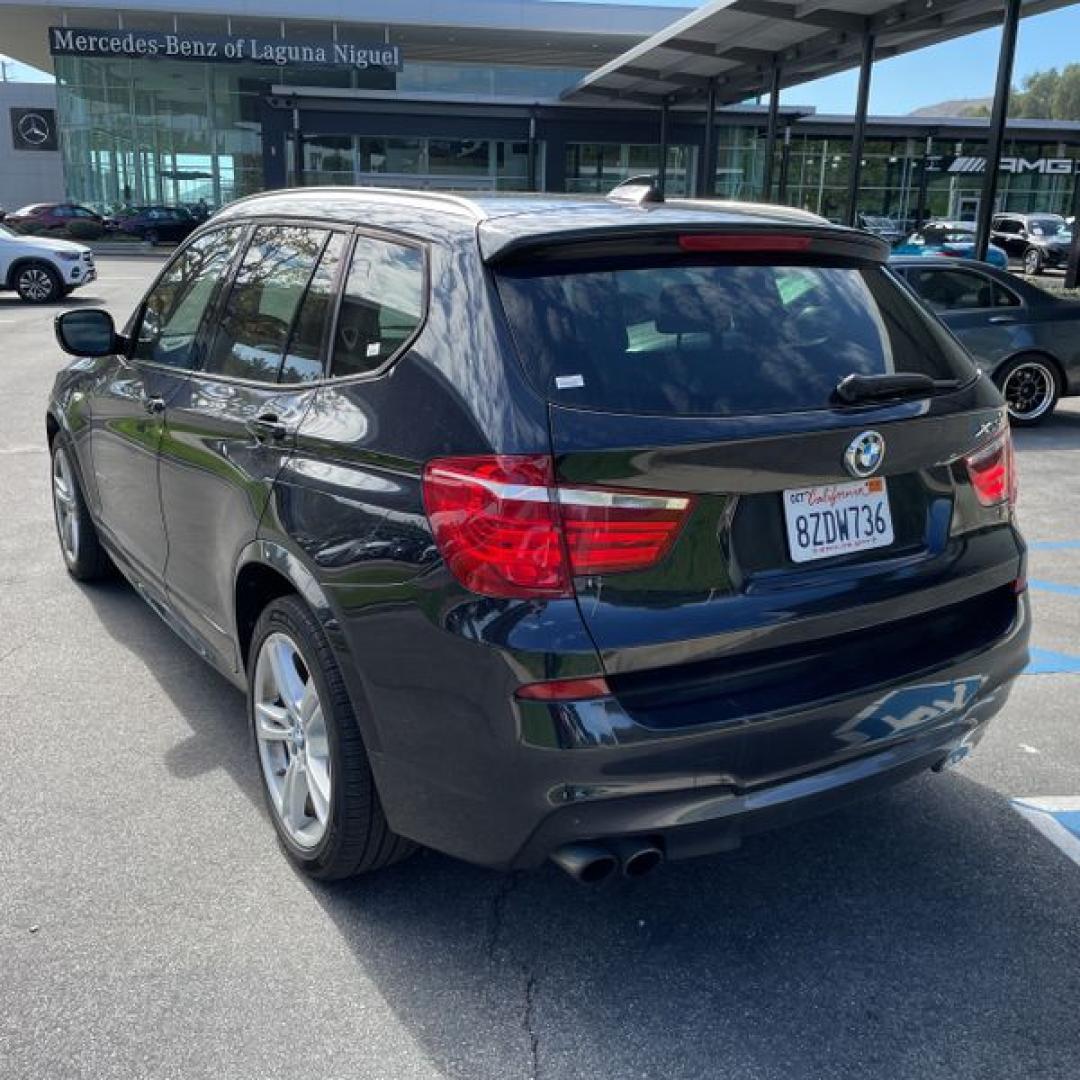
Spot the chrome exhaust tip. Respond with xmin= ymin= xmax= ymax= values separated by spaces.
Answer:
xmin=550 ymin=843 xmax=618 ymax=884
xmin=610 ymin=837 xmax=664 ymax=879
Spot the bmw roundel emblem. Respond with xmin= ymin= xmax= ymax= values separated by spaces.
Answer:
xmin=844 ymin=431 xmax=885 ymax=478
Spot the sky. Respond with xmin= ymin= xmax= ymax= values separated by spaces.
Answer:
xmin=1 ymin=2 xmax=1078 ymax=115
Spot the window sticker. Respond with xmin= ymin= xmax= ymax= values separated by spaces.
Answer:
xmin=555 ymin=374 xmax=585 ymax=390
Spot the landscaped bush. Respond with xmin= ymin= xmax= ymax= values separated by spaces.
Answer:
xmin=65 ymin=220 xmax=105 ymax=240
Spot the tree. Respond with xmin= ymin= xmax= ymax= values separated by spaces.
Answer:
xmin=1011 ymin=65 xmax=1080 ymax=120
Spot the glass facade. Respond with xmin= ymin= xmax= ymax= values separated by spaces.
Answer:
xmin=49 ymin=11 xmax=1079 ymax=218
xmin=296 ymin=135 xmax=538 ymax=191
xmin=564 ymin=143 xmax=696 ymax=197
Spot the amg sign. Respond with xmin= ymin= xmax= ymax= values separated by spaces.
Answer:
xmin=48 ymin=26 xmax=403 ymax=71
xmin=933 ymin=155 xmax=1080 ymax=175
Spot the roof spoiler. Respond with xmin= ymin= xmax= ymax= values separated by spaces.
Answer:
xmin=484 ymin=224 xmax=890 ymax=266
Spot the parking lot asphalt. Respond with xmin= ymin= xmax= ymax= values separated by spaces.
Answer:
xmin=3 ymin=257 xmax=1080 ymax=1080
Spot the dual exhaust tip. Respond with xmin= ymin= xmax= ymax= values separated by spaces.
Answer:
xmin=550 ymin=838 xmax=664 ymax=884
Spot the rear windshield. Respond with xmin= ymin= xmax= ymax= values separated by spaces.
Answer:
xmin=495 ymin=258 xmax=976 ymax=416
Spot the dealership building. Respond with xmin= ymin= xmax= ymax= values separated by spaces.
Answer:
xmin=0 ymin=0 xmax=1078 ymax=222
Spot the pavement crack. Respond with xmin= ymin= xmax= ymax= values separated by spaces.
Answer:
xmin=523 ymin=972 xmax=541 ymax=1080
xmin=486 ymin=870 xmax=520 ymax=964
xmin=485 ymin=874 xmax=542 ymax=1078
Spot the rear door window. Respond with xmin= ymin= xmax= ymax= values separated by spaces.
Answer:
xmin=905 ymin=267 xmax=1020 ymax=311
xmin=205 ymin=225 xmax=329 ymax=383
xmin=495 ymin=257 xmax=975 ymax=416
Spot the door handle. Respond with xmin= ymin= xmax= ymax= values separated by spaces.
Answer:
xmin=246 ymin=413 xmax=290 ymax=442
xmin=987 ymin=315 xmax=1017 ymax=324
xmin=143 ymin=395 xmax=165 ymax=415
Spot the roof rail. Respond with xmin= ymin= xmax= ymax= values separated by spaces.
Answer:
xmin=219 ymin=184 xmax=489 ymax=221
xmin=607 ymin=175 xmax=664 ymax=207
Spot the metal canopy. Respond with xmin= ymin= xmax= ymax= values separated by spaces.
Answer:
xmin=563 ymin=0 xmax=1077 ymax=106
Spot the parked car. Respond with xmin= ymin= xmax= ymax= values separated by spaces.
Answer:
xmin=892 ymin=255 xmax=1080 ymax=425
xmin=47 ymin=189 xmax=1029 ymax=882
xmin=857 ymin=213 xmax=905 ymax=246
xmin=5 ymin=202 xmax=105 ymax=235
xmin=0 ymin=222 xmax=95 ymax=302
xmin=105 ymin=206 xmax=198 ymax=245
xmin=991 ymin=212 xmax=1073 ymax=275
xmin=892 ymin=220 xmax=1009 ymax=268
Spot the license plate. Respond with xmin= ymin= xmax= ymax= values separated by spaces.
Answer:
xmin=783 ymin=478 xmax=894 ymax=563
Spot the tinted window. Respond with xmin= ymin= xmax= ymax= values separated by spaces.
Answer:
xmin=332 ymin=237 xmax=424 ymax=378
xmin=905 ymin=267 xmax=1020 ymax=311
xmin=280 ymin=233 xmax=347 ymax=384
xmin=994 ymin=219 xmax=1022 ymax=235
xmin=1029 ymin=217 xmax=1067 ymax=237
xmin=132 ymin=227 xmax=243 ymax=370
xmin=495 ymin=258 xmax=975 ymax=416
xmin=206 ymin=226 xmax=328 ymax=382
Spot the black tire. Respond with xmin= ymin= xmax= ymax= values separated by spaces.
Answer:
xmin=144 ymin=229 xmax=159 ymax=246
xmin=248 ymin=594 xmax=414 ymax=879
xmin=49 ymin=436 xmax=113 ymax=580
xmin=995 ymin=354 xmax=1061 ymax=427
xmin=1023 ymin=247 xmax=1044 ymax=276
xmin=14 ymin=260 xmax=62 ymax=303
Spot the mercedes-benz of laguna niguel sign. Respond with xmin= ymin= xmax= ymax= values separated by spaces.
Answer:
xmin=48 ymin=26 xmax=403 ymax=70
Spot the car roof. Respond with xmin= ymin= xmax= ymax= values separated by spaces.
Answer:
xmin=211 ymin=186 xmax=869 ymax=262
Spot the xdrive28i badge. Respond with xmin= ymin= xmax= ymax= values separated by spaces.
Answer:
xmin=844 ymin=431 xmax=885 ymax=478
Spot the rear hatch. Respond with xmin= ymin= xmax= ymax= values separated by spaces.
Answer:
xmin=490 ymin=222 xmax=1024 ymax=781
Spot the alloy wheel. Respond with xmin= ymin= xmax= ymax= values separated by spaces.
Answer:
xmin=253 ymin=632 xmax=332 ymax=849
xmin=51 ymin=443 xmax=80 ymax=564
xmin=1024 ymin=249 xmax=1042 ymax=275
xmin=1002 ymin=361 xmax=1055 ymax=421
xmin=18 ymin=266 xmax=55 ymax=301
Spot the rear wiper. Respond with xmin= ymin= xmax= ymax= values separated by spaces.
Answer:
xmin=834 ymin=372 xmax=962 ymax=405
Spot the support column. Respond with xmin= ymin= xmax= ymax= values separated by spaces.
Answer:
xmin=914 ymin=133 xmax=934 ymax=228
xmin=657 ymin=98 xmax=670 ymax=194
xmin=700 ymin=79 xmax=718 ymax=197
xmin=845 ymin=29 xmax=875 ymax=227
xmin=292 ymin=106 xmax=304 ymax=187
xmin=975 ymin=0 xmax=1022 ymax=260
xmin=778 ymin=123 xmax=793 ymax=203
xmin=1066 ymin=161 xmax=1080 ymax=289
xmin=762 ymin=61 xmax=781 ymax=201
xmin=526 ymin=113 xmax=538 ymax=192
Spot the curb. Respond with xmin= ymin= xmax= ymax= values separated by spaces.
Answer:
xmin=91 ymin=245 xmax=175 ymax=257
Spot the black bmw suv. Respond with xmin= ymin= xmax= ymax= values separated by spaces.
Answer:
xmin=48 ymin=187 xmax=1029 ymax=883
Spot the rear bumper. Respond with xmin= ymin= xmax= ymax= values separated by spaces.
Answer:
xmin=367 ymin=590 xmax=1029 ymax=870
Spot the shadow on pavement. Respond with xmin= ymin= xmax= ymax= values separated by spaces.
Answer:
xmin=83 ymin=576 xmax=1080 ymax=1080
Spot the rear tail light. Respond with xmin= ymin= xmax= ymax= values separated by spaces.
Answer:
xmin=422 ymin=455 xmax=693 ymax=599
xmin=964 ymin=430 xmax=1017 ymax=508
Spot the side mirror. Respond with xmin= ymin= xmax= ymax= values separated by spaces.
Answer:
xmin=54 ymin=309 xmax=118 ymax=357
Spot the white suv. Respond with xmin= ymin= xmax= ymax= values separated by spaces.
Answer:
xmin=0 ymin=224 xmax=96 ymax=303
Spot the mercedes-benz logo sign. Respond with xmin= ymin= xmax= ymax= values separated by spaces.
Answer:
xmin=844 ymin=431 xmax=885 ymax=478
xmin=17 ymin=111 xmax=51 ymax=146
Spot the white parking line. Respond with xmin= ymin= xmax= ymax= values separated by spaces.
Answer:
xmin=1012 ymin=796 xmax=1080 ymax=867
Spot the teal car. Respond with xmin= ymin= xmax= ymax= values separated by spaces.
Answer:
xmin=892 ymin=221 xmax=1009 ymax=269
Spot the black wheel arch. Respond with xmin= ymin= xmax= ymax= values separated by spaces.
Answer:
xmin=233 ymin=539 xmax=385 ymax=756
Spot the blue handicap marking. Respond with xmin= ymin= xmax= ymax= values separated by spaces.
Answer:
xmin=1026 ymin=647 xmax=1080 ymax=674
xmin=1029 ymin=579 xmax=1080 ymax=597
xmin=1029 ymin=540 xmax=1080 ymax=551
xmin=1052 ymin=812 xmax=1080 ymax=842
xmin=1012 ymin=798 xmax=1080 ymax=866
